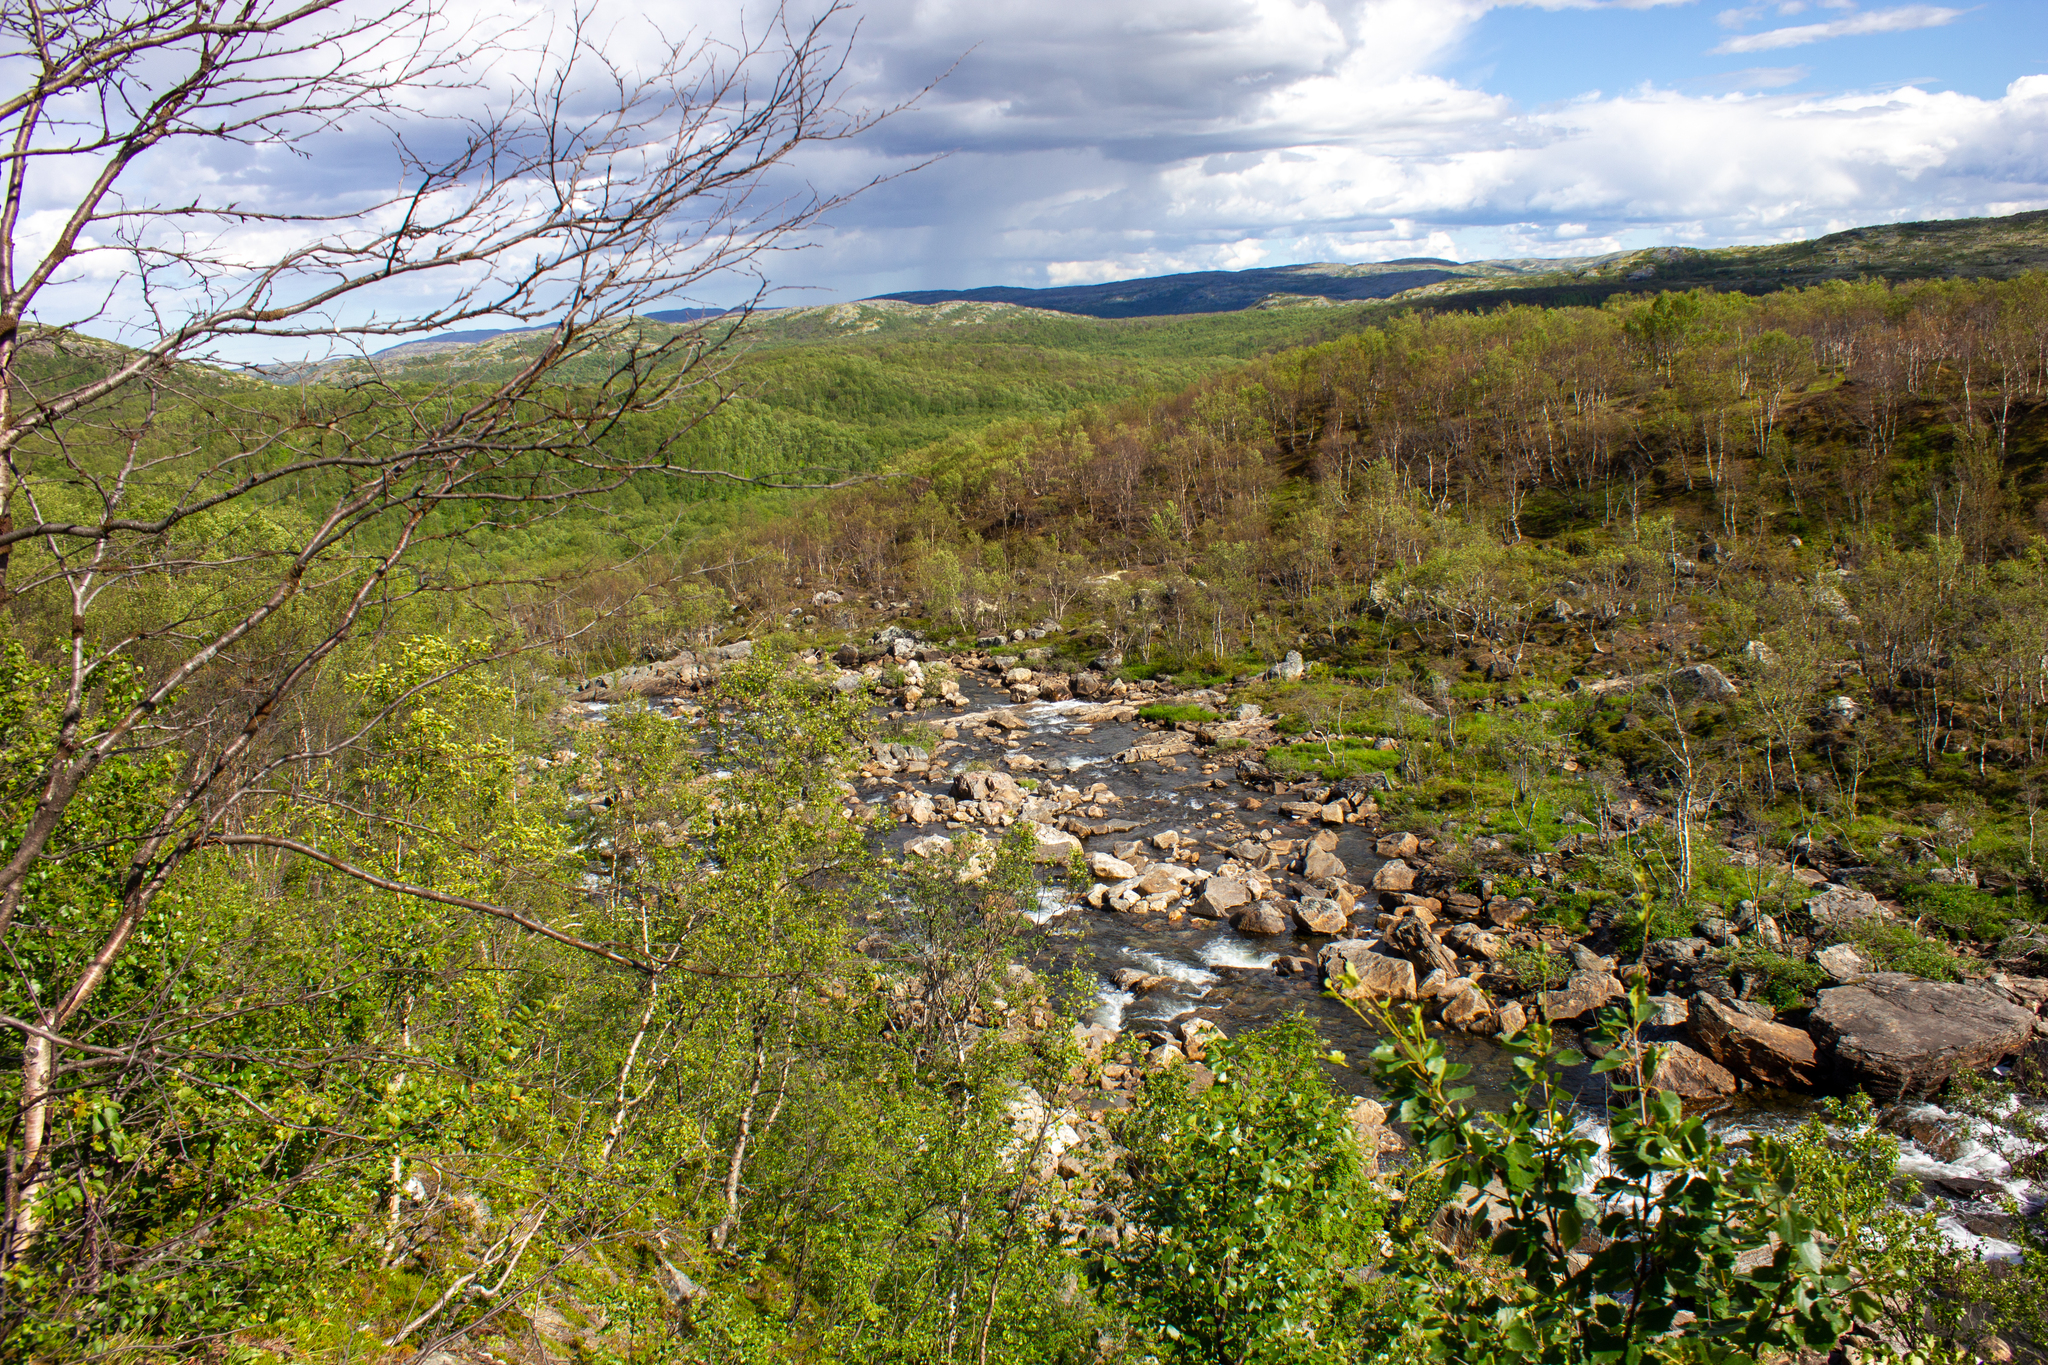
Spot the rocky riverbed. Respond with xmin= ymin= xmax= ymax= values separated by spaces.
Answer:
xmin=570 ymin=631 xmax=2048 ymax=1262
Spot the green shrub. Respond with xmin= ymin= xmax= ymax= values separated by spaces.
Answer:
xmin=1264 ymin=740 xmax=1402 ymax=782
xmin=1104 ymin=1014 xmax=1385 ymax=1363
xmin=1494 ymin=943 xmax=1569 ymax=993
xmin=1353 ymin=990 xmax=1884 ymax=1362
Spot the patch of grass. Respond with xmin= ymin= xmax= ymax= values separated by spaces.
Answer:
xmin=1899 ymin=880 xmax=2040 ymax=945
xmin=1724 ymin=944 xmax=1827 ymax=1009
xmin=1845 ymin=920 xmax=1967 ymax=981
xmin=1265 ymin=741 xmax=1402 ymax=783
xmin=1137 ymin=702 xmax=1222 ymax=724
xmin=1494 ymin=943 xmax=1569 ymax=993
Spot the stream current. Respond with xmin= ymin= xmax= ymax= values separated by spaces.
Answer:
xmin=573 ymin=674 xmax=2044 ymax=1262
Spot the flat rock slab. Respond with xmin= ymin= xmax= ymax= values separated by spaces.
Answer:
xmin=1539 ymin=971 xmax=1624 ymax=1024
xmin=1810 ymin=973 xmax=2035 ymax=1099
xmin=1688 ymin=994 xmax=1817 ymax=1090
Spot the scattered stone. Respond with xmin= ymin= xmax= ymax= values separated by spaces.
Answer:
xmin=1375 ymin=831 xmax=1420 ymax=859
xmin=1540 ymin=971 xmax=1625 ymax=1023
xmin=1236 ymin=901 xmax=1292 ymax=935
xmin=1810 ymin=973 xmax=2036 ymax=1099
xmin=1295 ymin=897 xmax=1348 ymax=935
xmin=1196 ymin=877 xmax=1254 ymax=919
xmin=1371 ymin=859 xmax=1419 ymax=892
xmin=1270 ymin=650 xmax=1306 ymax=681
xmin=1814 ymin=943 xmax=1873 ymax=982
xmin=1687 ymin=994 xmax=1817 ymax=1090
xmin=904 ymin=835 xmax=953 ymax=859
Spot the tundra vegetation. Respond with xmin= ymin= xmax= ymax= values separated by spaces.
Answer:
xmin=14 ymin=4 xmax=2048 ymax=1364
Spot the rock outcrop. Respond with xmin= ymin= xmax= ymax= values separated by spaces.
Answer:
xmin=1809 ymin=973 xmax=2035 ymax=1098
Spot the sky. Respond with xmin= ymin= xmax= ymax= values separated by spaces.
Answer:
xmin=11 ymin=0 xmax=2048 ymax=351
xmin=767 ymin=0 xmax=2048 ymax=303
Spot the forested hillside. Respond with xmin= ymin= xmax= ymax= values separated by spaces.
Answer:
xmin=20 ymin=237 xmax=2048 ymax=1363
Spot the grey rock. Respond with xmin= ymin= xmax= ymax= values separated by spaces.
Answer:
xmin=1568 ymin=944 xmax=1617 ymax=974
xmin=1810 ymin=973 xmax=2036 ymax=1099
xmin=1814 ymin=943 xmax=1873 ymax=982
xmin=1665 ymin=663 xmax=1738 ymax=702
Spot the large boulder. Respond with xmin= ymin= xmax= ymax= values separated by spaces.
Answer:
xmin=1294 ymin=896 xmax=1348 ymax=935
xmin=1665 ymin=663 xmax=1738 ymax=702
xmin=1024 ymin=822 xmax=1082 ymax=864
xmin=952 ymin=768 xmax=1027 ymax=808
xmin=1384 ymin=914 xmax=1459 ymax=977
xmin=1301 ymin=847 xmax=1349 ymax=883
xmin=1440 ymin=982 xmax=1499 ymax=1035
xmin=1089 ymin=851 xmax=1137 ymax=881
xmin=1376 ymin=831 xmax=1421 ymax=860
xmin=1805 ymin=887 xmax=1896 ymax=935
xmin=1809 ymin=973 xmax=2035 ymax=1099
xmin=1686 ymin=994 xmax=1817 ymax=1090
xmin=1814 ymin=943 xmax=1873 ymax=982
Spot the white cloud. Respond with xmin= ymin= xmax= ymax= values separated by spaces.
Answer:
xmin=13 ymin=0 xmax=2045 ymax=335
xmin=1713 ymin=4 xmax=1964 ymax=52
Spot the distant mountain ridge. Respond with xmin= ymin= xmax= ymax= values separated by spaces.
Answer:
xmin=880 ymin=259 xmax=1472 ymax=318
xmin=245 ymin=210 xmax=2048 ymax=382
xmin=880 ymin=210 xmax=2048 ymax=319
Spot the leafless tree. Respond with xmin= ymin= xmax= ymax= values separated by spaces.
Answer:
xmin=0 ymin=0 xmax=903 ymax=1265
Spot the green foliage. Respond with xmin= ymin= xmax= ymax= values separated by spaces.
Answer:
xmin=1265 ymin=740 xmax=1402 ymax=783
xmin=1356 ymin=988 xmax=1877 ymax=1363
xmin=1104 ymin=1015 xmax=1386 ymax=1363
xmin=1900 ymin=880 xmax=2042 ymax=945
xmin=1137 ymin=702 xmax=1222 ymax=724
xmin=1723 ymin=944 xmax=1827 ymax=1009
xmin=1844 ymin=920 xmax=1968 ymax=981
